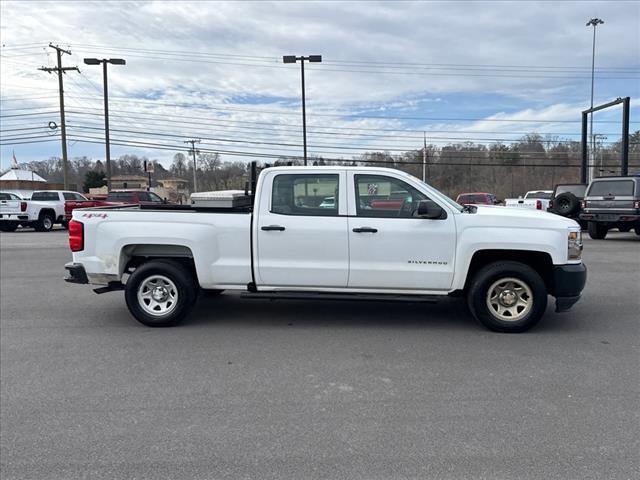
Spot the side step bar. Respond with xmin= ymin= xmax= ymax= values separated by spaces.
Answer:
xmin=240 ymin=290 xmax=439 ymax=303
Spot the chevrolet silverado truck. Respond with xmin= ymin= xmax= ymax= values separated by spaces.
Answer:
xmin=0 ymin=192 xmax=26 ymax=232
xmin=65 ymin=166 xmax=586 ymax=333
xmin=2 ymin=190 xmax=86 ymax=231
xmin=504 ymin=190 xmax=553 ymax=211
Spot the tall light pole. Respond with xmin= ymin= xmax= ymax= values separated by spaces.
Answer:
xmin=83 ymin=58 xmax=126 ymax=191
xmin=586 ymin=18 xmax=604 ymax=183
xmin=283 ymin=55 xmax=322 ymax=166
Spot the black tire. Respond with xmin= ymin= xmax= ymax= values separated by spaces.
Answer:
xmin=554 ymin=192 xmax=579 ymax=216
xmin=0 ymin=222 xmax=18 ymax=232
xmin=635 ymin=226 xmax=640 ymax=236
xmin=618 ymin=225 xmax=631 ymax=233
xmin=60 ymin=220 xmax=69 ymax=230
xmin=587 ymin=221 xmax=608 ymax=240
xmin=34 ymin=212 xmax=55 ymax=232
xmin=467 ymin=261 xmax=548 ymax=333
xmin=125 ymin=259 xmax=197 ymax=327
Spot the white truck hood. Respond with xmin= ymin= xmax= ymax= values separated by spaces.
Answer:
xmin=469 ymin=205 xmax=579 ymax=229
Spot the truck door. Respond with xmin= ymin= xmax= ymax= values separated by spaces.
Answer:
xmin=256 ymin=171 xmax=349 ymax=288
xmin=347 ymin=172 xmax=456 ymax=291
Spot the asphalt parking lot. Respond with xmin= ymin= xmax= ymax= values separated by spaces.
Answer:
xmin=1 ymin=228 xmax=638 ymax=480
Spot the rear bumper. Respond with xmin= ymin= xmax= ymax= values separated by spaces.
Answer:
xmin=580 ymin=213 xmax=639 ymax=223
xmin=0 ymin=214 xmax=29 ymax=221
xmin=552 ymin=263 xmax=587 ymax=312
xmin=64 ymin=262 xmax=89 ymax=284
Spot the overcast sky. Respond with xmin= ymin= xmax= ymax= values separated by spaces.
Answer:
xmin=1 ymin=0 xmax=639 ymax=169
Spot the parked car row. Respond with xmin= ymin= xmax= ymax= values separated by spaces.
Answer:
xmin=455 ymin=174 xmax=640 ymax=239
xmin=0 ymin=190 xmax=170 ymax=232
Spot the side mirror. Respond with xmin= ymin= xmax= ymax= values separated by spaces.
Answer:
xmin=417 ymin=200 xmax=446 ymax=219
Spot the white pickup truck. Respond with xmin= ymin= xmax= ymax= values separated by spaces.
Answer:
xmin=0 ymin=192 xmax=26 ymax=232
xmin=0 ymin=190 xmax=86 ymax=232
xmin=65 ymin=166 xmax=586 ymax=333
xmin=504 ymin=190 xmax=553 ymax=211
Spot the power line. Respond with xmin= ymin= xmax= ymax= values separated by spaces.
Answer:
xmin=63 ymin=134 xmax=640 ymax=169
xmin=65 ymin=42 xmax=640 ymax=73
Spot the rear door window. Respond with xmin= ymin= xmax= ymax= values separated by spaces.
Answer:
xmin=588 ymin=180 xmax=635 ymax=197
xmin=31 ymin=192 xmax=60 ymax=201
xmin=107 ymin=192 xmax=134 ymax=202
xmin=271 ymin=174 xmax=339 ymax=216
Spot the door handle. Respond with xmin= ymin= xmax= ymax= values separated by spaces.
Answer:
xmin=352 ymin=227 xmax=378 ymax=233
xmin=261 ymin=225 xmax=285 ymax=231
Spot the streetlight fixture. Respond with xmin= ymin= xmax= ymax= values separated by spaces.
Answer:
xmin=283 ymin=55 xmax=322 ymax=166
xmin=83 ymin=57 xmax=126 ymax=191
xmin=586 ymin=18 xmax=604 ymax=182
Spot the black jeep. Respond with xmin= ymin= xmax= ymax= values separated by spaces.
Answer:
xmin=548 ymin=183 xmax=587 ymax=228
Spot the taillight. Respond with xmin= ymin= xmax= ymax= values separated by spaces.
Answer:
xmin=68 ymin=220 xmax=84 ymax=252
xmin=20 ymin=201 xmax=27 ymax=212
xmin=536 ymin=200 xmax=542 ymax=210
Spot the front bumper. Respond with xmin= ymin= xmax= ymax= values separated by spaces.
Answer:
xmin=551 ymin=263 xmax=587 ymax=312
xmin=64 ymin=262 xmax=89 ymax=284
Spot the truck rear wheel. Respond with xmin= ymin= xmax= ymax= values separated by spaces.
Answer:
xmin=587 ymin=221 xmax=608 ymax=239
xmin=125 ymin=260 xmax=197 ymax=327
xmin=34 ymin=212 xmax=54 ymax=232
xmin=467 ymin=261 xmax=548 ymax=333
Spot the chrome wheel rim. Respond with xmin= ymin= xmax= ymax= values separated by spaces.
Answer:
xmin=43 ymin=217 xmax=53 ymax=229
xmin=137 ymin=275 xmax=178 ymax=317
xmin=486 ymin=277 xmax=533 ymax=322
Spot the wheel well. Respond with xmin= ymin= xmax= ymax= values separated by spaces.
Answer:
xmin=463 ymin=250 xmax=553 ymax=292
xmin=39 ymin=208 xmax=55 ymax=219
xmin=120 ymin=244 xmax=198 ymax=284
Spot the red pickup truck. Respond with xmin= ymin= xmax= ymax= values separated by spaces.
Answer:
xmin=64 ymin=191 xmax=168 ymax=223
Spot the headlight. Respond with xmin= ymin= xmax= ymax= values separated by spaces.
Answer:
xmin=568 ymin=230 xmax=582 ymax=260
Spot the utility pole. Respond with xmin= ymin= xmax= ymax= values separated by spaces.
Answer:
xmin=39 ymin=44 xmax=79 ymax=190
xmin=422 ymin=132 xmax=427 ymax=182
xmin=185 ymin=139 xmax=201 ymax=193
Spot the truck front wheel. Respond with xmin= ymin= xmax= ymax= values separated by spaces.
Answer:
xmin=125 ymin=260 xmax=197 ymax=327
xmin=467 ymin=261 xmax=548 ymax=333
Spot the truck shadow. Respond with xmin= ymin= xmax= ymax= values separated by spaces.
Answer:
xmin=186 ymin=293 xmax=580 ymax=333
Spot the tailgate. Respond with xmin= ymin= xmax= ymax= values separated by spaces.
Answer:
xmin=0 ymin=199 xmax=22 ymax=215
xmin=506 ymin=199 xmax=535 ymax=208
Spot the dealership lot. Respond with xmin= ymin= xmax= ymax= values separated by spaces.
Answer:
xmin=1 ymin=229 xmax=638 ymax=479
